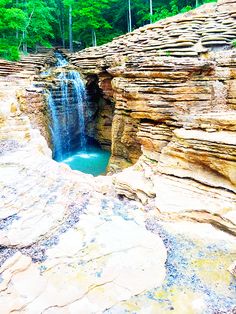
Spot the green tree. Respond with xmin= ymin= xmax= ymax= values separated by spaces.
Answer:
xmin=0 ymin=0 xmax=26 ymax=59
xmin=19 ymin=0 xmax=56 ymax=52
xmin=72 ymin=0 xmax=111 ymax=47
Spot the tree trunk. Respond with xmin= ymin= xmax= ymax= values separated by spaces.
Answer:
xmin=92 ymin=29 xmax=97 ymax=47
xmin=22 ymin=31 xmax=27 ymax=54
xmin=19 ymin=8 xmax=34 ymax=54
xmin=16 ymin=0 xmax=19 ymax=39
xmin=58 ymin=14 xmax=65 ymax=48
xmin=149 ymin=0 xmax=153 ymax=23
xmin=128 ymin=0 xmax=132 ymax=32
xmin=69 ymin=5 xmax=73 ymax=52
xmin=62 ymin=11 xmax=65 ymax=48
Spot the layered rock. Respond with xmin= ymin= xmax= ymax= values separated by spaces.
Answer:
xmin=0 ymin=60 xmax=22 ymax=77
xmin=112 ymin=50 xmax=236 ymax=223
xmin=93 ymin=98 xmax=114 ymax=150
xmin=64 ymin=0 xmax=236 ymax=225
xmin=109 ymin=111 xmax=142 ymax=171
xmin=0 ymin=80 xmax=235 ymax=312
xmin=0 ymin=52 xmax=56 ymax=149
xmin=67 ymin=0 xmax=236 ymax=65
xmin=0 ymin=62 xmax=169 ymax=312
xmin=0 ymin=53 xmax=54 ymax=78
xmin=0 ymin=2 xmax=236 ymax=311
xmin=85 ymin=74 xmax=114 ymax=150
xmin=17 ymin=87 xmax=51 ymax=145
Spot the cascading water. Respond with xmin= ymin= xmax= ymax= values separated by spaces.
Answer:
xmin=55 ymin=51 xmax=68 ymax=67
xmin=67 ymin=71 xmax=87 ymax=151
xmin=48 ymin=53 xmax=110 ymax=176
xmin=48 ymin=93 xmax=63 ymax=160
xmin=48 ymin=67 xmax=87 ymax=160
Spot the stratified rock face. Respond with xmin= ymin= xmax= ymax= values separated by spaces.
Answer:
xmin=85 ymin=74 xmax=115 ymax=150
xmin=94 ymin=98 xmax=114 ymax=150
xmin=0 ymin=60 xmax=168 ymax=312
xmin=0 ymin=53 xmax=55 ymax=78
xmin=66 ymin=0 xmax=236 ymax=223
xmin=69 ymin=0 xmax=236 ymax=63
xmin=111 ymin=50 xmax=236 ymax=222
xmin=0 ymin=83 xmax=235 ymax=313
xmin=17 ymin=88 xmax=51 ymax=145
xmin=109 ymin=111 xmax=142 ymax=172
xmin=0 ymin=52 xmax=56 ymax=149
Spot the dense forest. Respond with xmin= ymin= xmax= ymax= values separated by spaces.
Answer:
xmin=0 ymin=0 xmax=216 ymax=60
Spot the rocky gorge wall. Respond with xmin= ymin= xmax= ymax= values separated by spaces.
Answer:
xmin=0 ymin=53 xmax=57 ymax=150
xmin=65 ymin=0 xmax=236 ymax=224
xmin=85 ymin=74 xmax=114 ymax=150
xmin=0 ymin=55 xmax=171 ymax=313
xmin=4 ymin=56 xmax=114 ymax=154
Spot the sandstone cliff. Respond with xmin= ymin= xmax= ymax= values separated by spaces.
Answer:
xmin=65 ymin=0 xmax=236 ymax=225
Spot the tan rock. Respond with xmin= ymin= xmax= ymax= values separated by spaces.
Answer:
xmin=114 ymin=167 xmax=156 ymax=204
xmin=228 ymin=260 xmax=236 ymax=277
xmin=94 ymin=99 xmax=114 ymax=150
xmin=109 ymin=112 xmax=142 ymax=171
xmin=64 ymin=10 xmax=236 ymax=221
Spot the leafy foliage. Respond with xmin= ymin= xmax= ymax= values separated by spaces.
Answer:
xmin=0 ymin=1 xmax=27 ymax=60
xmin=23 ymin=0 xmax=55 ymax=49
xmin=0 ymin=0 xmax=217 ymax=60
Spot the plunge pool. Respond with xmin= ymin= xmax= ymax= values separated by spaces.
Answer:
xmin=59 ymin=142 xmax=111 ymax=176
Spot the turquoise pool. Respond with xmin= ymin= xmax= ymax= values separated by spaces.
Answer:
xmin=60 ymin=143 xmax=110 ymax=176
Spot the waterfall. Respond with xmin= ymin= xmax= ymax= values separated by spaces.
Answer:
xmin=58 ymin=71 xmax=71 ymax=154
xmin=48 ymin=54 xmax=87 ymax=160
xmin=48 ymin=93 xmax=63 ymax=160
xmin=69 ymin=71 xmax=87 ymax=150
xmin=55 ymin=52 xmax=68 ymax=67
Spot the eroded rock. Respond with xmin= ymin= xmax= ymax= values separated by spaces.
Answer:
xmin=63 ymin=0 xmax=236 ymax=222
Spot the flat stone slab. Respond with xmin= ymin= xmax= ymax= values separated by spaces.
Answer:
xmin=0 ymin=207 xmax=166 ymax=314
xmin=0 ymin=148 xmax=167 ymax=314
xmin=0 ymin=147 xmax=236 ymax=313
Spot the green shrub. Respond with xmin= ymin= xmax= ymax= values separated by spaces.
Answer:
xmin=0 ymin=39 xmax=20 ymax=61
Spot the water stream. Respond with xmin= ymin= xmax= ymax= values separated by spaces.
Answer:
xmin=48 ymin=53 xmax=110 ymax=176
